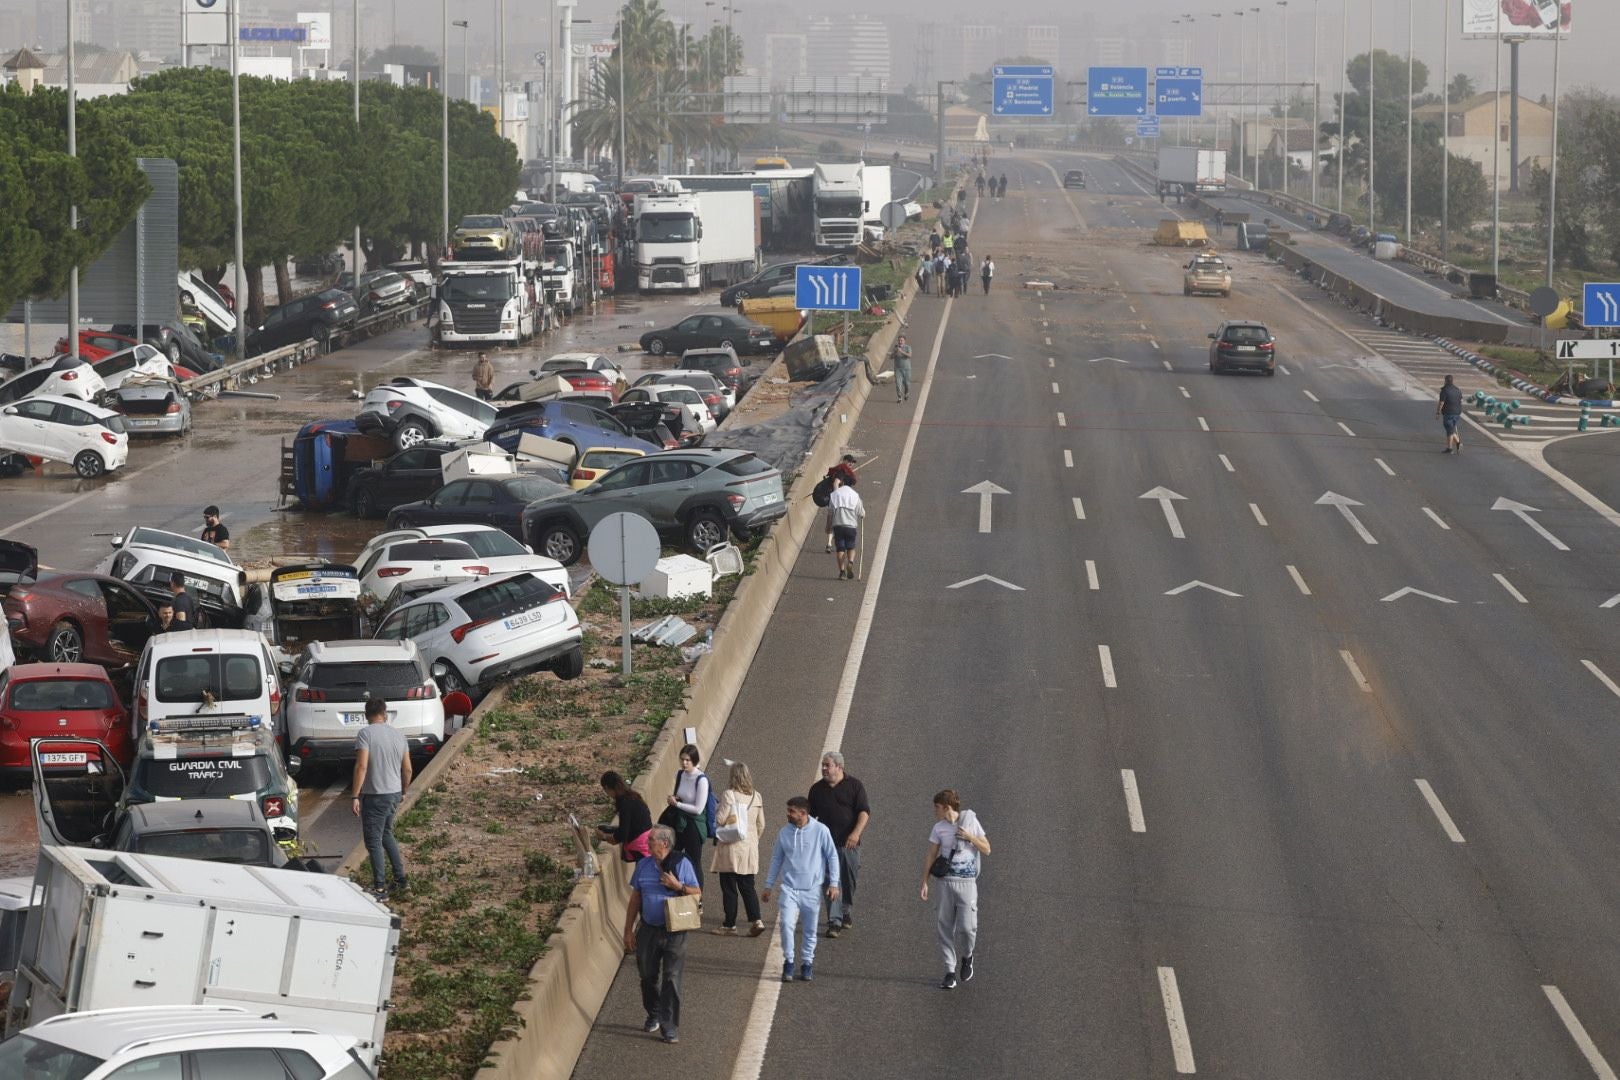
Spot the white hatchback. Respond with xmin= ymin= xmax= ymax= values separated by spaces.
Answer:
xmin=91 ymin=343 xmax=178 ymax=391
xmin=281 ymin=638 xmax=446 ymax=766
xmin=0 ymin=394 xmax=129 ymax=478
xmin=355 ymin=524 xmax=569 ymax=596
xmin=355 ymin=537 xmax=490 ymax=601
xmin=0 ymin=354 xmax=109 ymax=405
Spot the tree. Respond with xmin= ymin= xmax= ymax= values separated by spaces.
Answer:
xmin=1347 ymin=50 xmax=1429 ymax=106
xmin=1532 ymin=90 xmax=1620 ymax=270
xmin=1448 ymin=73 xmax=1477 ymax=101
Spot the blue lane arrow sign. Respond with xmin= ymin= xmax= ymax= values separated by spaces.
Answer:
xmin=796 ymin=264 xmax=863 ymax=312
xmin=1583 ymin=282 xmax=1620 ymax=328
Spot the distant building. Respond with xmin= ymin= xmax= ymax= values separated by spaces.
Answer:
xmin=3 ymin=47 xmax=46 ymax=93
xmin=1413 ymin=91 xmax=1552 ymax=185
xmin=38 ymin=48 xmax=141 ymax=97
xmin=1015 ymin=26 xmax=1060 ymax=68
xmin=956 ymin=26 xmax=999 ymax=81
xmin=764 ymin=32 xmax=807 ymax=87
xmin=805 ymin=15 xmax=889 ymax=85
xmin=1094 ymin=38 xmax=1126 ymax=67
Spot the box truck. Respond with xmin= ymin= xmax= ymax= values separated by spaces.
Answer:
xmin=1156 ymin=147 xmax=1228 ymax=194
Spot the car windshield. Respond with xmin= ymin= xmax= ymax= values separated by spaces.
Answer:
xmin=0 ymin=1035 xmax=103 ymax=1080
xmin=442 ymin=275 xmax=515 ymax=303
xmin=133 ymin=827 xmax=273 ymax=865
xmin=135 ymin=754 xmax=272 ymax=798
xmin=154 ymin=653 xmax=263 ymax=703
xmin=448 ymin=530 xmax=527 ymax=557
xmin=309 ymin=660 xmax=424 ymax=700
xmin=459 ymin=573 xmax=559 ymax=621
xmin=9 ymin=678 xmax=115 ymax=711
xmin=718 ymin=454 xmax=772 ymax=477
xmin=1193 ymin=261 xmax=1226 ymax=271
xmin=638 ymin=213 xmax=697 ymax=242
xmin=461 ymin=216 xmax=505 ymax=228
xmin=128 ymin=527 xmax=235 ymax=566
xmin=1224 ymin=326 xmax=1271 ymax=344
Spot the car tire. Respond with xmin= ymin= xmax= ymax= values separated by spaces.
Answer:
xmin=436 ymin=661 xmax=469 ymax=694
xmin=163 ymin=339 xmax=182 ymax=364
xmin=553 ymin=646 xmax=585 ymax=681
xmin=732 ymin=288 xmax=751 ymax=303
xmin=351 ymin=485 xmax=378 ymax=518
xmin=537 ymin=521 xmax=584 ymax=566
xmin=73 ymin=450 xmax=106 ymax=478
xmin=685 ymin=508 xmax=727 ymax=552
xmin=47 ymin=620 xmax=85 ymax=663
xmin=647 ymin=337 xmax=667 ymax=356
xmin=310 ymin=322 xmax=331 ymax=344
xmin=718 ymin=339 xmax=736 ymax=353
xmin=0 ymin=453 xmax=26 ymax=477
xmin=394 ymin=420 xmax=431 ymax=451
xmin=1265 ymin=366 xmax=1276 ymax=377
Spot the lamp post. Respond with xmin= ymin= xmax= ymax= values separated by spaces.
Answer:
xmin=1491 ymin=12 xmax=1501 ymax=279
xmin=230 ymin=0 xmax=246 ymax=362
xmin=1546 ymin=12 xmax=1561 ymax=287
xmin=1211 ymin=13 xmax=1223 ymax=151
xmin=1249 ymin=7 xmax=1260 ymax=190
xmin=618 ymin=3 xmax=627 ymax=184
xmin=1336 ymin=0 xmax=1346 ymax=211
xmin=441 ymin=1 xmax=450 ymax=255
xmin=453 ymin=19 xmax=470 ymax=103
xmin=1367 ymin=0 xmax=1375 ymax=238
xmin=1311 ymin=0 xmax=1320 ymax=206
xmin=1404 ymin=0 xmax=1413 ymax=241
xmin=67 ymin=0 xmax=78 ymax=363
xmin=1278 ymin=0 xmax=1289 ymax=195
xmin=498 ymin=0 xmax=506 ymax=143
xmin=1441 ymin=0 xmax=1451 ymax=256
xmin=1232 ymin=10 xmax=1246 ymax=184
xmin=353 ymin=0 xmax=361 ymax=276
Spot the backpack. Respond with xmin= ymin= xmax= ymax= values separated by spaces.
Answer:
xmin=812 ymin=475 xmax=835 ymax=507
xmin=670 ymin=769 xmax=719 ymax=841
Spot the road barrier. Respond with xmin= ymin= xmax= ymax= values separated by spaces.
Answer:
xmin=185 ymin=300 xmax=429 ymax=396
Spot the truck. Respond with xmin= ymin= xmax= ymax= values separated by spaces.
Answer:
xmin=433 ymin=256 xmax=538 ymax=347
xmin=692 ymin=190 xmax=761 ymax=289
xmin=1156 ymin=147 xmax=1227 ymax=195
xmin=541 ymin=236 xmax=582 ymax=316
xmin=633 ymin=191 xmax=760 ymax=292
xmin=813 ymin=162 xmax=866 ymax=250
xmin=3 ymin=844 xmax=399 ymax=1066
xmin=860 ymin=164 xmax=893 ymax=243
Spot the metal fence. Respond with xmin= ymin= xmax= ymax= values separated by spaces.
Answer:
xmin=186 ymin=300 xmax=429 ymax=396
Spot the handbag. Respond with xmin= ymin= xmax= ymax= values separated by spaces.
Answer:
xmin=665 ymin=892 xmax=701 ymax=932
xmin=715 ymin=793 xmax=750 ymax=844
xmin=929 ymin=854 xmax=951 ymax=878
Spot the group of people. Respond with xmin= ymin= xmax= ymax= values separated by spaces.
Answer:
xmin=976 ymin=171 xmax=1009 ymax=199
xmin=919 ymin=228 xmax=995 ymax=300
xmin=604 ymin=746 xmax=991 ymax=1043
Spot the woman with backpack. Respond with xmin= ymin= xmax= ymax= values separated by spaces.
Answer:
xmin=710 ymin=761 xmax=767 ymax=937
xmin=663 ymin=744 xmax=712 ymax=889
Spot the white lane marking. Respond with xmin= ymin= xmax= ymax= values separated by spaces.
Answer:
xmin=1422 ymin=507 xmax=1451 ymax=530
xmin=1544 ymin=986 xmax=1620 ymax=1080
xmin=1072 ymin=497 xmax=1086 ymax=520
xmin=1196 ymin=416 xmax=1210 ymax=432
xmin=1302 ymin=389 xmax=1320 ymax=403
xmin=731 ymin=294 xmax=958 ymax=1080
xmin=1052 ymin=382 xmax=1061 ymax=395
xmin=1414 ymin=779 xmax=1466 ymax=843
xmin=1158 ymin=966 xmax=1197 ymax=1074
xmin=1063 ymin=449 xmax=1074 ymax=468
xmin=1139 ymin=322 xmax=1148 ymax=331
xmin=1040 ymin=303 xmax=1046 ymax=311
xmin=1163 ymin=360 xmax=1173 ymax=370
xmin=1121 ymin=769 xmax=1146 ymax=833
xmin=1129 ymin=304 xmax=1137 ymax=313
xmin=1179 ymin=386 xmax=1191 ymax=399
xmin=1493 ymin=573 xmax=1528 ymax=604
xmin=1340 ymin=649 xmax=1372 ymax=692
xmin=1337 ymin=421 xmax=1358 ymax=438
xmin=1085 ymin=559 xmax=1099 ymax=590
xmin=1098 ymin=645 xmax=1117 ymax=688
xmin=1582 ymin=660 xmax=1620 ymax=701
xmin=1375 ymin=458 xmax=1396 ymax=476
xmin=1045 ymin=336 xmax=1053 ymax=346
xmin=1048 ymin=357 xmax=1055 ymax=368
xmin=1218 ymin=454 xmax=1234 ymax=473
xmin=1278 ymin=363 xmax=1292 ymax=375
xmin=1249 ymin=503 xmax=1268 ymax=526
xmin=324 ymin=778 xmax=348 ymax=796
xmin=1286 ymin=565 xmax=1312 ymax=595
xmin=1057 ymin=412 xmax=1067 ymax=427
xmin=0 ymin=454 xmax=187 ymax=539
xmin=1151 ymin=340 xmax=1161 ymax=350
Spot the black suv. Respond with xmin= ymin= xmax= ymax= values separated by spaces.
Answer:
xmin=678 ymin=346 xmax=745 ymax=395
xmin=1063 ymin=170 xmax=1086 ymax=189
xmin=719 ymin=256 xmax=846 ymax=307
xmin=346 ymin=442 xmax=454 ymax=518
xmin=1207 ymin=321 xmax=1277 ymax=375
xmin=248 ymin=288 xmax=359 ymax=355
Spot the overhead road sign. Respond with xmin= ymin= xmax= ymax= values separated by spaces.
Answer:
xmin=1582 ymin=283 xmax=1620 ymax=327
xmin=1137 ymin=116 xmax=1161 ymax=139
xmin=1154 ymin=66 xmax=1204 ymax=118
xmin=1088 ymin=67 xmax=1148 ymax=116
xmin=796 ymin=264 xmax=862 ymax=311
xmin=992 ymin=65 xmax=1055 ymax=117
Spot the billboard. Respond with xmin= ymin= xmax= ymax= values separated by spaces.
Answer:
xmin=1462 ymin=0 xmax=1571 ymax=38
xmin=297 ymin=11 xmax=332 ymax=48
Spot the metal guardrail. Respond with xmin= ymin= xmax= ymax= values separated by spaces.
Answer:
xmin=185 ymin=300 xmax=429 ymax=395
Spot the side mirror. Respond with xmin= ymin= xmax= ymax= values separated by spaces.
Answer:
xmin=110 ymin=534 xmax=125 ymax=548
xmin=0 ymin=406 xmax=14 ymax=416
xmin=286 ymin=756 xmax=302 ymax=778
xmin=524 ymin=544 xmax=535 ymax=555
xmin=431 ymin=661 xmax=449 ymax=680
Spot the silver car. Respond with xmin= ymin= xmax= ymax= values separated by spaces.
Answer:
xmin=112 ymin=378 xmax=191 ymax=436
xmin=353 ymin=270 xmax=414 ymax=314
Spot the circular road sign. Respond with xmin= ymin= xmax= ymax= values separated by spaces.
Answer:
xmin=1528 ymin=286 xmax=1562 ymax=318
xmin=879 ymin=200 xmax=908 ymax=231
xmin=587 ymin=512 xmax=660 ymax=586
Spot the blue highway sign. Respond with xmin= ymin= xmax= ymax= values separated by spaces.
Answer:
xmin=992 ymin=65 xmax=1055 ymax=117
xmin=796 ymin=264 xmax=863 ymax=312
xmin=1137 ymin=116 xmax=1161 ymax=138
xmin=1154 ymin=66 xmax=1204 ymax=118
xmin=1088 ymin=67 xmax=1148 ymax=116
xmin=1583 ymin=283 xmax=1620 ymax=327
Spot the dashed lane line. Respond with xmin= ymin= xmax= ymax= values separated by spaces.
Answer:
xmin=1544 ymin=986 xmax=1620 ymax=1080
xmin=1582 ymin=660 xmax=1620 ymax=701
xmin=1157 ymin=966 xmax=1197 ymax=1074
xmin=1218 ymin=454 xmax=1234 ymax=473
xmin=1340 ymin=649 xmax=1372 ymax=692
xmin=1286 ymin=565 xmax=1312 ymax=595
xmin=1250 ymin=503 xmax=1268 ymax=527
xmin=1422 ymin=507 xmax=1451 ymax=530
xmin=1414 ymin=779 xmax=1466 ymax=843
xmin=1493 ymin=574 xmax=1528 ymax=603
xmin=1375 ymin=458 xmax=1396 ymax=476
xmin=1098 ymin=645 xmax=1117 ymax=688
xmin=1085 ymin=559 xmax=1099 ymax=590
xmin=1121 ymin=769 xmax=1147 ymax=833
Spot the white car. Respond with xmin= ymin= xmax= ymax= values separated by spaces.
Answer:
xmin=179 ymin=268 xmax=238 ymax=336
xmin=130 ymin=628 xmax=283 ymax=738
xmin=635 ymin=368 xmax=735 ymax=417
xmin=0 ymin=354 xmax=110 ymax=405
xmin=355 ymin=524 xmax=569 ymax=596
xmin=0 ymin=1005 xmax=376 ymax=1079
xmin=97 ymin=526 xmax=246 ymax=623
xmin=354 ymin=376 xmax=498 ymax=451
xmin=0 ymin=394 xmax=129 ymax=478
xmin=538 ymin=352 xmax=629 ymax=394
xmin=281 ymin=638 xmax=445 ymax=766
xmin=619 ymin=383 xmax=716 ymax=435
xmin=355 ymin=537 xmax=490 ymax=600
xmin=91 ymin=342 xmax=178 ymax=391
xmin=373 ymin=571 xmax=584 ymax=693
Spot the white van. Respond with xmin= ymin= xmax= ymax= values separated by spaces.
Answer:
xmin=130 ymin=628 xmax=282 ymax=739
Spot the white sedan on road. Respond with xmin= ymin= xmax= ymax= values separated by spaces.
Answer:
xmin=0 ymin=395 xmax=129 ymax=478
xmin=355 ymin=524 xmax=570 ymax=596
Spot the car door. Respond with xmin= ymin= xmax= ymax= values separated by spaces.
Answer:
xmin=100 ymin=579 xmax=159 ymax=659
xmin=256 ymin=304 xmax=289 ymax=351
xmin=420 ymin=480 xmax=471 ymax=524
xmin=576 ymin=459 xmax=652 ymax=526
xmin=381 ymin=447 xmax=433 ymax=503
xmin=0 ymin=398 xmax=59 ymax=458
xmin=640 ymin=458 xmax=704 ymax=526
xmin=670 ymin=315 xmax=705 ymax=352
xmin=31 ymin=735 xmax=126 ymax=848
xmin=405 ymin=602 xmax=452 ymax=658
xmin=53 ymin=401 xmax=107 ymax=462
xmin=456 ymin=479 xmax=501 ymax=526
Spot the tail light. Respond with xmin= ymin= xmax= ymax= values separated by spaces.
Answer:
xmin=406 ymin=683 xmax=437 ymax=700
xmin=450 ymin=618 xmax=491 ymax=643
xmin=377 ymin=567 xmax=410 ymax=578
xmin=321 ymin=300 xmax=338 ymax=310
xmin=295 ymin=687 xmax=327 ymax=702
xmin=574 ymin=468 xmax=597 ymax=482
xmin=100 ymin=432 xmax=119 ymax=445
xmin=725 ymin=493 xmax=745 ymax=509
xmin=60 ymin=370 xmax=79 ymax=381
xmin=269 ymin=685 xmax=281 ymax=711
xmin=384 ymin=399 xmax=407 ymax=412
xmin=1258 ymin=342 xmax=1274 ymax=351
xmin=165 ymin=401 xmax=182 ymax=415
xmin=261 ymin=795 xmax=286 ymax=819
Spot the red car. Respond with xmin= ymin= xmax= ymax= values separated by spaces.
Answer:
xmin=0 ymin=663 xmax=132 ymax=780
xmin=53 ymin=330 xmax=140 ymax=363
xmin=1 ymin=541 xmax=162 ymax=668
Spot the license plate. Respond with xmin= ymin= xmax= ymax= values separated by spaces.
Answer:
xmin=340 ymin=712 xmax=368 ymax=725
xmin=41 ymin=752 xmax=87 ymax=765
xmin=757 ymin=491 xmax=781 ymax=504
xmin=503 ymin=608 xmax=548 ymax=630
xmin=1235 ymin=345 xmax=1255 ymax=352
xmin=128 ymin=419 xmax=157 ymax=426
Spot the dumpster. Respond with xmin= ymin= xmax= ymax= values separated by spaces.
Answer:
xmin=739 ymin=296 xmax=805 ymax=344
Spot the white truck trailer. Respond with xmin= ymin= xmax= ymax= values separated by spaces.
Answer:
xmin=692 ymin=189 xmax=761 ymax=288
xmin=434 ymin=256 xmax=538 ymax=347
xmin=860 ymin=164 xmax=893 ymax=242
xmin=1156 ymin=147 xmax=1228 ymax=194
xmin=635 ymin=192 xmax=759 ymax=291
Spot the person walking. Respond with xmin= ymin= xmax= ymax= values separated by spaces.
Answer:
xmin=942 ymin=231 xmax=954 ymax=257
xmin=352 ymin=697 xmax=412 ymax=899
xmin=826 ymin=477 xmax=865 ymax=580
xmin=597 ymin=770 xmax=653 ymax=864
xmin=762 ymin=796 xmax=840 ymax=982
xmin=916 ymin=259 xmax=932 ymax=295
xmin=472 ymin=351 xmax=495 ymax=401
xmin=1436 ymin=373 xmax=1464 ymax=453
xmin=975 ymin=171 xmax=986 ymax=198
xmin=891 ymin=334 xmax=913 ymax=402
xmin=919 ymin=788 xmax=990 ymax=990
xmin=624 ymin=824 xmax=701 ymax=1043
xmin=200 ymin=506 xmax=230 ymax=550
xmin=998 ymin=174 xmax=1008 ymax=198
xmin=661 ymin=744 xmax=712 ymax=889
xmin=711 ymin=760 xmax=766 ymax=937
xmin=819 ymin=454 xmax=858 ymax=553
xmin=808 ymin=750 xmax=870 ymax=938
xmin=933 ymin=253 xmax=947 ymax=295
xmin=167 ymin=572 xmax=196 ymax=629
xmin=980 ymin=256 xmax=995 ymax=295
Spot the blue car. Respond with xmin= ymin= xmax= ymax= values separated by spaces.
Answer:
xmin=483 ymin=400 xmax=661 ymax=456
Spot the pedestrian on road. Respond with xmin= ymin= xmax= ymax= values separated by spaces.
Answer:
xmin=980 ymin=256 xmax=995 ymax=295
xmin=820 ymin=454 xmax=858 ymax=552
xmin=597 ymin=770 xmax=653 ymax=864
xmin=929 ymin=228 xmax=941 ymax=254
xmin=933 ymin=253 xmax=947 ymax=295
xmin=167 ymin=572 xmax=196 ymax=629
xmin=891 ymin=334 xmax=913 ymax=402
xmin=762 ymin=796 xmax=840 ymax=982
xmin=352 ymin=697 xmax=412 ymax=899
xmin=975 ymin=172 xmax=986 ymax=197
xmin=920 ymin=788 xmax=990 ymax=990
xmin=942 ymin=232 xmax=954 ymax=257
xmin=808 ymin=750 xmax=871 ymax=937
xmin=200 ymin=506 xmax=230 ymax=550
xmin=711 ymin=760 xmax=767 ymax=937
xmin=997 ymin=174 xmax=1008 ymax=198
xmin=624 ymin=824 xmax=701 ymax=1043
xmin=1436 ymin=373 xmax=1464 ymax=453
xmin=661 ymin=744 xmax=711 ymax=889
xmin=916 ymin=259 xmax=931 ymax=295
xmin=472 ymin=351 xmax=495 ymax=401
xmin=826 ymin=478 xmax=865 ymax=580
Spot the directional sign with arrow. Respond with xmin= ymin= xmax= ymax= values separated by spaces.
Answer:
xmin=962 ymin=481 xmax=1010 ymax=534
xmin=947 ymin=574 xmax=1024 ymax=591
xmin=1164 ymin=580 xmax=1242 ymax=597
xmin=1380 ymin=587 xmax=1458 ymax=604
xmin=1316 ymin=492 xmax=1378 ymax=545
xmin=1140 ymin=486 xmax=1187 ymax=539
xmin=1491 ymin=497 xmax=1569 ymax=550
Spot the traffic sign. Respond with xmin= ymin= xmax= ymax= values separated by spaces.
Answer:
xmin=1556 ymin=339 xmax=1620 ymax=360
xmin=1582 ymin=283 xmax=1620 ymax=327
xmin=992 ymin=65 xmax=1055 ymax=117
xmin=1137 ymin=116 xmax=1161 ymax=139
xmin=796 ymin=264 xmax=862 ymax=311
xmin=1154 ymin=66 xmax=1204 ymax=118
xmin=1088 ymin=67 xmax=1148 ymax=116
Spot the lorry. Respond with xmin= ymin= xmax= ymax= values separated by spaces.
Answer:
xmin=3 ymin=844 xmax=399 ymax=1065
xmin=1156 ymin=147 xmax=1227 ymax=195
xmin=692 ymin=190 xmax=761 ymax=289
xmin=541 ymin=236 xmax=583 ymax=316
xmin=860 ymin=164 xmax=893 ymax=243
xmin=633 ymin=192 xmax=759 ymax=292
xmin=813 ymin=162 xmax=866 ymax=250
xmin=433 ymin=256 xmax=538 ymax=347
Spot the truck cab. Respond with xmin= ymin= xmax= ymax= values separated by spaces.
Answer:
xmin=634 ymin=194 xmax=702 ymax=292
xmin=435 ymin=258 xmax=537 ymax=347
xmin=813 ymin=163 xmax=865 ymax=251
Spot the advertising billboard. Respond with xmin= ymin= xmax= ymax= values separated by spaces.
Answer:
xmin=297 ymin=11 xmax=333 ymax=48
xmin=1462 ymin=0 xmax=1571 ymax=38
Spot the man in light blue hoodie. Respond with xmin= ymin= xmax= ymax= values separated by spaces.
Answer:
xmin=762 ymin=795 xmax=840 ymax=983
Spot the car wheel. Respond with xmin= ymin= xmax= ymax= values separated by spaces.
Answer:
xmin=436 ymin=662 xmax=469 ymax=694
xmin=394 ymin=421 xmax=430 ymax=451
xmin=310 ymin=322 xmax=331 ymax=344
xmin=685 ymin=508 xmax=727 ymax=552
xmin=732 ymin=288 xmax=751 ymax=303
xmin=47 ymin=620 xmax=85 ymax=663
xmin=73 ymin=450 xmax=106 ymax=478
xmin=351 ymin=485 xmax=378 ymax=518
xmin=538 ymin=521 xmax=583 ymax=566
xmin=647 ymin=337 xmax=667 ymax=356
xmin=163 ymin=339 xmax=182 ymax=364
xmin=718 ymin=339 xmax=736 ymax=352
xmin=553 ymin=646 xmax=585 ymax=681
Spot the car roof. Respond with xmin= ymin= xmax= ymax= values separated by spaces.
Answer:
xmin=125 ymin=798 xmax=266 ymax=829
xmin=415 ymin=523 xmax=504 ymax=537
xmin=23 ymin=1006 xmax=343 ymax=1059
xmin=545 ymin=352 xmax=609 ymax=364
xmin=4 ymin=662 xmax=113 ymax=682
xmin=146 ymin=628 xmax=269 ymax=652
xmin=124 ymin=526 xmax=237 ymax=567
xmin=305 ymin=638 xmax=422 ymax=663
xmin=395 ymin=569 xmax=545 ymax=606
xmin=1223 ymin=320 xmax=1269 ymax=329
xmin=16 ymin=393 xmax=121 ymax=419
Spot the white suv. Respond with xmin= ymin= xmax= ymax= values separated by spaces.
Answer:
xmin=282 ymin=639 xmax=446 ymax=766
xmin=98 ymin=526 xmax=246 ymax=625
xmin=354 ymin=376 xmax=498 ymax=451
xmin=373 ymin=571 xmax=584 ymax=694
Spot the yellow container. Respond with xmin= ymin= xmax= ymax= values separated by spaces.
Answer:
xmin=739 ymin=296 xmax=805 ymax=344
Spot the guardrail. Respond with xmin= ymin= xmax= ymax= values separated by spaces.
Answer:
xmin=186 ymin=299 xmax=429 ymax=395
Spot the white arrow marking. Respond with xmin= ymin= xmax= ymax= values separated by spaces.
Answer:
xmin=1602 ymin=593 xmax=1620 ymax=609
xmin=1164 ymin=580 xmax=1243 ymax=597
xmin=1088 ymin=356 xmax=1130 ymax=364
xmin=962 ymin=481 xmax=1010 ymax=533
xmin=1317 ymin=491 xmax=1378 ymax=545
xmin=1140 ymin=486 xmax=1188 ymax=539
xmin=972 ymin=353 xmax=1015 ymax=360
xmin=1380 ymin=587 xmax=1458 ymax=604
xmin=1492 ymin=497 xmax=1570 ymax=551
xmin=946 ymin=574 xmax=1024 ymax=591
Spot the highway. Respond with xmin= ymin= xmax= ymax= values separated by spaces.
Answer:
xmin=573 ymin=154 xmax=1620 ymax=1077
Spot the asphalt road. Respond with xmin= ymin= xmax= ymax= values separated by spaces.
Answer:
xmin=573 ymin=155 xmax=1620 ymax=1078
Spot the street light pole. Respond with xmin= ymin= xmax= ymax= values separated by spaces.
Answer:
xmin=1404 ymin=0 xmax=1413 ymax=240
xmin=456 ymin=20 xmax=469 ymax=104
xmin=1211 ymin=14 xmax=1223 ymax=151
xmin=498 ymin=0 xmax=506 ymax=143
xmin=353 ymin=0 xmax=361 ymax=275
xmin=1278 ymin=0 xmax=1289 ymax=196
xmin=1337 ymin=0 xmax=1346 ymax=212
xmin=1233 ymin=11 xmax=1246 ymax=184
xmin=1311 ymin=0 xmax=1320 ymax=206
xmin=1250 ymin=6 xmax=1261 ymax=190
xmin=1546 ymin=15 xmax=1561 ymax=288
xmin=442 ymin=0 xmax=450 ymax=256
xmin=67 ymin=0 xmax=78 ymax=363
xmin=1491 ymin=15 xmax=1501 ymax=279
xmin=618 ymin=4 xmax=627 ymax=183
xmin=230 ymin=0 xmax=247 ymax=362
xmin=1367 ymin=0 xmax=1375 ymax=237
xmin=1441 ymin=0 xmax=1451 ymax=256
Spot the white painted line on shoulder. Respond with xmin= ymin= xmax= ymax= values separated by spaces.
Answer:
xmin=1052 ymin=382 xmax=1061 ymax=395
xmin=1340 ymin=649 xmax=1372 ymax=692
xmin=1047 ymin=357 xmax=1054 ymax=367
xmin=1163 ymin=360 xmax=1173 ymax=370
xmin=1337 ymin=421 xmax=1358 ymax=438
xmin=1098 ymin=645 xmax=1117 ymax=688
xmin=1197 ymin=416 xmax=1210 ymax=432
xmin=1218 ymin=454 xmax=1235 ymax=473
xmin=1085 ymin=559 xmax=1099 ymax=590
xmin=1493 ymin=573 xmax=1528 ymax=604
xmin=1422 ymin=507 xmax=1451 ymax=530
xmin=1414 ymin=779 xmax=1466 ymax=843
xmin=1072 ymin=497 xmax=1086 ymax=520
xmin=1063 ymin=449 xmax=1074 ymax=468
xmin=1249 ymin=503 xmax=1268 ymax=526
xmin=1375 ymin=458 xmax=1396 ymax=476
xmin=1544 ymin=986 xmax=1620 ymax=1080
xmin=1151 ymin=340 xmax=1161 ymax=350
xmin=1302 ymin=389 xmax=1320 ymax=403
xmin=1056 ymin=412 xmax=1067 ymax=427
xmin=1140 ymin=323 xmax=1148 ymax=331
xmin=1157 ymin=966 xmax=1197 ymax=1074
xmin=1582 ymin=660 xmax=1620 ymax=701
xmin=1286 ymin=565 xmax=1312 ymax=595
xmin=1045 ymin=336 xmax=1053 ymax=346
xmin=1278 ymin=363 xmax=1291 ymax=375
xmin=1179 ymin=386 xmax=1191 ymax=399
xmin=1121 ymin=769 xmax=1146 ymax=833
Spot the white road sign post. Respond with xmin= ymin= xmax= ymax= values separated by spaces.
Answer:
xmin=588 ymin=512 xmax=661 ymax=674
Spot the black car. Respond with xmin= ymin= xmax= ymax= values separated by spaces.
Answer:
xmin=678 ymin=347 xmax=745 ymax=396
xmin=346 ymin=443 xmax=454 ymax=518
xmin=248 ymin=288 xmax=359 ymax=356
xmin=1062 ymin=169 xmax=1086 ymax=189
xmin=719 ymin=256 xmax=846 ymax=307
xmin=1207 ymin=320 xmax=1277 ymax=375
xmin=640 ymin=312 xmax=776 ymax=357
xmin=110 ymin=321 xmax=222 ymax=373
xmin=386 ymin=474 xmax=572 ymax=541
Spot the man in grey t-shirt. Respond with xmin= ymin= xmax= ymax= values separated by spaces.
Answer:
xmin=352 ymin=698 xmax=412 ymax=897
